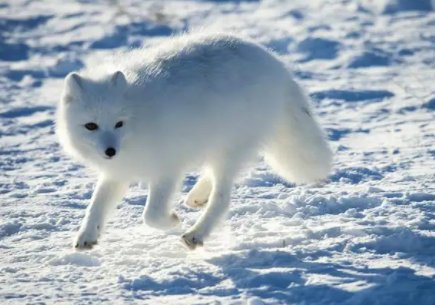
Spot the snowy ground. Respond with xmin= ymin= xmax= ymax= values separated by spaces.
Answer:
xmin=1 ymin=0 xmax=435 ymax=304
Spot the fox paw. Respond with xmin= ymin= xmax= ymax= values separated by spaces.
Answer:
xmin=184 ymin=178 xmax=211 ymax=209
xmin=74 ymin=224 xmax=100 ymax=250
xmin=184 ymin=196 xmax=208 ymax=209
xmin=181 ymin=231 xmax=204 ymax=250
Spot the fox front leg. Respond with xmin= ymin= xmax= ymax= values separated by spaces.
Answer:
xmin=74 ymin=177 xmax=129 ymax=250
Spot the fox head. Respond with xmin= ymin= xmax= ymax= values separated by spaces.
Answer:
xmin=57 ymin=71 xmax=133 ymax=167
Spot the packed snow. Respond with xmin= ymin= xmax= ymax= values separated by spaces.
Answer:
xmin=1 ymin=0 xmax=435 ymax=304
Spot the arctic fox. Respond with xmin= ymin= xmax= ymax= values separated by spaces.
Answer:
xmin=57 ymin=32 xmax=332 ymax=250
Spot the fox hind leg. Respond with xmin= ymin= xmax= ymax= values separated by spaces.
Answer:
xmin=184 ymin=174 xmax=212 ymax=209
xmin=182 ymin=156 xmax=242 ymax=250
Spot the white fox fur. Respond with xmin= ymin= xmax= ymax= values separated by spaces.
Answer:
xmin=56 ymin=32 xmax=332 ymax=250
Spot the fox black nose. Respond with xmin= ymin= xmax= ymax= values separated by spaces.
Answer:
xmin=105 ymin=147 xmax=116 ymax=157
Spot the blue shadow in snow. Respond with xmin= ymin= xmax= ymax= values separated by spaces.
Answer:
xmin=205 ymin=249 xmax=435 ymax=304
xmin=383 ymin=0 xmax=434 ymax=14
xmin=329 ymin=167 xmax=384 ymax=184
xmin=348 ymin=51 xmax=394 ymax=68
xmin=296 ymin=37 xmax=340 ymax=61
xmin=90 ymin=21 xmax=174 ymax=49
xmin=327 ymin=128 xmax=370 ymax=141
xmin=121 ymin=248 xmax=435 ymax=304
xmin=0 ymin=15 xmax=52 ymax=33
xmin=423 ymin=97 xmax=435 ymax=110
xmin=0 ymin=15 xmax=53 ymax=61
xmin=311 ymin=89 xmax=394 ymax=102
xmin=0 ymin=41 xmax=30 ymax=61
xmin=0 ymin=106 xmax=52 ymax=119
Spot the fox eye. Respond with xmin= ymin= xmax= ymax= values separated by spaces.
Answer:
xmin=84 ymin=122 xmax=98 ymax=131
xmin=115 ymin=121 xmax=123 ymax=129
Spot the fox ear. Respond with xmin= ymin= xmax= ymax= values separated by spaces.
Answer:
xmin=110 ymin=71 xmax=127 ymax=89
xmin=63 ymin=72 xmax=84 ymax=103
xmin=65 ymin=72 xmax=84 ymax=90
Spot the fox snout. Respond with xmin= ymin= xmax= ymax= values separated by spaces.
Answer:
xmin=96 ymin=132 xmax=119 ymax=159
xmin=105 ymin=147 xmax=116 ymax=158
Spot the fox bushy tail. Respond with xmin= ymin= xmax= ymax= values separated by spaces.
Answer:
xmin=264 ymin=79 xmax=332 ymax=184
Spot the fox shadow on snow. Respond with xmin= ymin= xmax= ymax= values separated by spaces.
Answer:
xmin=124 ymin=245 xmax=435 ymax=304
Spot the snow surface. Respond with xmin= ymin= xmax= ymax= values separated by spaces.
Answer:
xmin=1 ymin=0 xmax=435 ymax=304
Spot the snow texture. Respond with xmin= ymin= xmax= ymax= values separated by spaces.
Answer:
xmin=0 ymin=0 xmax=435 ymax=304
